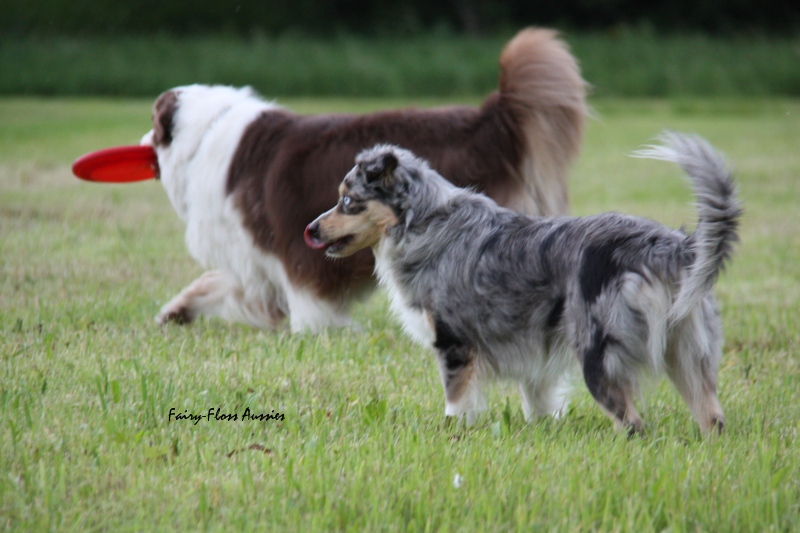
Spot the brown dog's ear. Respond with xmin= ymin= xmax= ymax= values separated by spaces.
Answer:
xmin=151 ymin=90 xmax=179 ymax=147
xmin=363 ymin=151 xmax=398 ymax=184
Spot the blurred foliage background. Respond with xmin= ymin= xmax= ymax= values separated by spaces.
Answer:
xmin=0 ymin=1 xmax=798 ymax=98
xmin=3 ymin=0 xmax=798 ymax=36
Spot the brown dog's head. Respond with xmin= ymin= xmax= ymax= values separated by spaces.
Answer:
xmin=305 ymin=147 xmax=403 ymax=258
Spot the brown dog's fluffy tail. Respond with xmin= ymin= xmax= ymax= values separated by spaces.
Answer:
xmin=499 ymin=28 xmax=587 ymax=216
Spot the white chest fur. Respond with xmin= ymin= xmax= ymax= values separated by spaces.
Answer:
xmin=373 ymin=241 xmax=435 ymax=347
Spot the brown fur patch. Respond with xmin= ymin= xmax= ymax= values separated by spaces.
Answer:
xmin=445 ymin=358 xmax=476 ymax=405
xmin=152 ymin=90 xmax=178 ymax=147
xmin=425 ymin=309 xmax=436 ymax=333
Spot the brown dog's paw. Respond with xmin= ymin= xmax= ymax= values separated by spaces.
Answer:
xmin=156 ymin=305 xmax=193 ymax=325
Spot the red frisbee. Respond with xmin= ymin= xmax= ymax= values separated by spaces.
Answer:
xmin=72 ymin=145 xmax=159 ymax=183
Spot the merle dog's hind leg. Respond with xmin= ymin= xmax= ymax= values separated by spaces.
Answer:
xmin=518 ymin=377 xmax=570 ymax=421
xmin=665 ymin=299 xmax=725 ymax=434
xmin=581 ymin=323 xmax=644 ymax=435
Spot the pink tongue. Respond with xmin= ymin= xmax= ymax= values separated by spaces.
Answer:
xmin=304 ymin=225 xmax=327 ymax=250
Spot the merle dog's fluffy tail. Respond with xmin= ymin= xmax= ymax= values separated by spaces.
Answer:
xmin=634 ymin=132 xmax=742 ymax=324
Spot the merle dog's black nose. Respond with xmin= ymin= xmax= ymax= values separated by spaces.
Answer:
xmin=304 ymin=221 xmax=326 ymax=250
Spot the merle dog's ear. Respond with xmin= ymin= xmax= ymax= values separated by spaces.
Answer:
xmin=363 ymin=152 xmax=398 ymax=184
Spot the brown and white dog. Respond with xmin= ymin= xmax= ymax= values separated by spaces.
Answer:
xmin=141 ymin=28 xmax=587 ymax=332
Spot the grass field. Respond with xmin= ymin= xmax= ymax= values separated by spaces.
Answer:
xmin=1 ymin=96 xmax=799 ymax=531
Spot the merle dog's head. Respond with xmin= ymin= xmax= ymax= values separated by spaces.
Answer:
xmin=304 ymin=144 xmax=429 ymax=257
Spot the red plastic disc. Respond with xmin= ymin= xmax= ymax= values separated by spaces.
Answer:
xmin=72 ymin=145 xmax=159 ymax=183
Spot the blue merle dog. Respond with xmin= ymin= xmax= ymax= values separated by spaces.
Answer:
xmin=305 ymin=133 xmax=741 ymax=435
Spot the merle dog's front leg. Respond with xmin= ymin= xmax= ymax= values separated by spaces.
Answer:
xmin=433 ymin=319 xmax=485 ymax=424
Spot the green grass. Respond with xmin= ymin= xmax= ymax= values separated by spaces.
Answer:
xmin=1 ymin=96 xmax=799 ymax=531
xmin=1 ymin=30 xmax=799 ymax=98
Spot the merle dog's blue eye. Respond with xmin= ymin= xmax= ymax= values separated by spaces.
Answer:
xmin=343 ymin=196 xmax=352 ymax=207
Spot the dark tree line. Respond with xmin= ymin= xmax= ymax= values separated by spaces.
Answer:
xmin=3 ymin=0 xmax=798 ymax=36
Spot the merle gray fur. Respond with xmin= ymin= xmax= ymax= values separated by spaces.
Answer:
xmin=329 ymin=133 xmax=741 ymax=434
